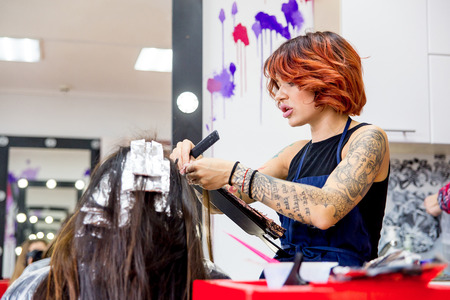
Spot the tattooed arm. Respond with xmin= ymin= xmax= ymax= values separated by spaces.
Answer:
xmin=231 ymin=126 xmax=389 ymax=230
xmin=182 ymin=140 xmax=307 ymax=204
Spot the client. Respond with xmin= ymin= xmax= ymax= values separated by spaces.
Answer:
xmin=9 ymin=239 xmax=48 ymax=285
xmin=2 ymin=139 xmax=216 ymax=300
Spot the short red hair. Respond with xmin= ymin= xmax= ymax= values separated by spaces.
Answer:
xmin=264 ymin=31 xmax=366 ymax=116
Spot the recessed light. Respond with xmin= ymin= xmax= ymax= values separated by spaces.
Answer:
xmin=0 ymin=37 xmax=41 ymax=62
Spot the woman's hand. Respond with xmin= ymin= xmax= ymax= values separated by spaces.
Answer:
xmin=170 ymin=139 xmax=196 ymax=174
xmin=424 ymin=193 xmax=442 ymax=217
xmin=185 ymin=158 xmax=235 ymax=190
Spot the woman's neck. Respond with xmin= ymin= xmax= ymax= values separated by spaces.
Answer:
xmin=309 ymin=111 xmax=351 ymax=143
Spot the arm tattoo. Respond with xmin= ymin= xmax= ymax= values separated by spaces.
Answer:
xmin=237 ymin=128 xmax=387 ymax=226
xmin=324 ymin=129 xmax=387 ymax=219
xmin=251 ymin=172 xmax=313 ymax=225
xmin=271 ymin=143 xmax=295 ymax=159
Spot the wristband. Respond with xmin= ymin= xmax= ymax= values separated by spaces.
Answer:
xmin=248 ymin=170 xmax=258 ymax=199
xmin=228 ymin=161 xmax=240 ymax=186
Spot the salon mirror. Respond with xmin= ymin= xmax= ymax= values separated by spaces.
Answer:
xmin=0 ymin=136 xmax=100 ymax=278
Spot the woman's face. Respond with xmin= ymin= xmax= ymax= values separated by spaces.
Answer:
xmin=28 ymin=241 xmax=47 ymax=253
xmin=274 ymin=77 xmax=317 ymax=127
xmin=26 ymin=241 xmax=47 ymax=265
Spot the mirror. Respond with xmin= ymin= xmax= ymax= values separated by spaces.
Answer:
xmin=0 ymin=136 xmax=100 ymax=278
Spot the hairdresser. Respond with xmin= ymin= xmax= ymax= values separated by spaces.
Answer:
xmin=171 ymin=31 xmax=390 ymax=267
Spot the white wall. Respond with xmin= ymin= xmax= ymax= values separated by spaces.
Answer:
xmin=202 ymin=0 xmax=450 ymax=281
xmin=0 ymin=91 xmax=171 ymax=154
xmin=203 ymin=0 xmax=314 ymax=280
xmin=1 ymin=91 xmax=171 ymax=277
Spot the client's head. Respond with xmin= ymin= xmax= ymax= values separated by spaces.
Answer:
xmin=36 ymin=139 xmax=207 ymax=300
xmin=9 ymin=239 xmax=48 ymax=285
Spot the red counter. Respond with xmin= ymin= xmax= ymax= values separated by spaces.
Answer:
xmin=193 ymin=278 xmax=450 ymax=300
xmin=0 ymin=280 xmax=9 ymax=297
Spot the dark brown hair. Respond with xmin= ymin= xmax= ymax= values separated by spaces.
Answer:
xmin=34 ymin=141 xmax=208 ymax=300
xmin=264 ymin=31 xmax=366 ymax=115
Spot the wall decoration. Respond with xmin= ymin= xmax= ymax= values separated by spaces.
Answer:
xmin=379 ymin=154 xmax=450 ymax=258
xmin=205 ymin=0 xmax=313 ymax=134
xmin=203 ymin=0 xmax=314 ymax=280
xmin=203 ymin=0 xmax=314 ymax=168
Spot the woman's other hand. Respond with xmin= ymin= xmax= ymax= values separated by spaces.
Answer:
xmin=170 ymin=139 xmax=195 ymax=174
xmin=424 ymin=193 xmax=442 ymax=217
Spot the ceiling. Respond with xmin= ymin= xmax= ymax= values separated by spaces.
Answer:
xmin=0 ymin=0 xmax=172 ymax=101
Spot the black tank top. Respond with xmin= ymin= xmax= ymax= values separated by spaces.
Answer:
xmin=286 ymin=123 xmax=389 ymax=259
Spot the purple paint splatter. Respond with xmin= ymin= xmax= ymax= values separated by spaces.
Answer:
xmin=252 ymin=21 xmax=262 ymax=57
xmin=219 ymin=8 xmax=226 ymax=22
xmin=207 ymin=66 xmax=235 ymax=123
xmin=231 ymin=2 xmax=238 ymax=27
xmin=19 ymin=167 xmax=40 ymax=180
xmin=8 ymin=173 xmax=17 ymax=183
xmin=254 ymin=12 xmax=290 ymax=40
xmin=207 ymin=0 xmax=309 ymax=127
xmin=219 ymin=9 xmax=226 ymax=69
xmin=215 ymin=68 xmax=235 ymax=98
xmin=231 ymin=2 xmax=238 ymax=15
xmin=282 ymin=0 xmax=304 ymax=33
xmin=229 ymin=63 xmax=236 ymax=77
xmin=252 ymin=21 xmax=262 ymax=39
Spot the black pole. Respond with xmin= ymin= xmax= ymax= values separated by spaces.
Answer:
xmin=0 ymin=144 xmax=8 ymax=278
xmin=172 ymin=0 xmax=203 ymax=146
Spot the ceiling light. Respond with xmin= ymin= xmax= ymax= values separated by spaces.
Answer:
xmin=0 ymin=37 xmax=41 ymax=62
xmin=47 ymin=232 xmax=55 ymax=240
xmin=36 ymin=232 xmax=44 ymax=239
xmin=177 ymin=92 xmax=199 ymax=113
xmin=45 ymin=216 xmax=54 ymax=224
xmin=29 ymin=215 xmax=38 ymax=224
xmin=29 ymin=234 xmax=37 ymax=240
xmin=134 ymin=48 xmax=172 ymax=72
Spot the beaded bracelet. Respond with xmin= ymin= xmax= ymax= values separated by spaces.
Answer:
xmin=241 ymin=168 xmax=250 ymax=192
xmin=228 ymin=161 xmax=240 ymax=186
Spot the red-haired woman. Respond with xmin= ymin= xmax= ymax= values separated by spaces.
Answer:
xmin=171 ymin=31 xmax=390 ymax=267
